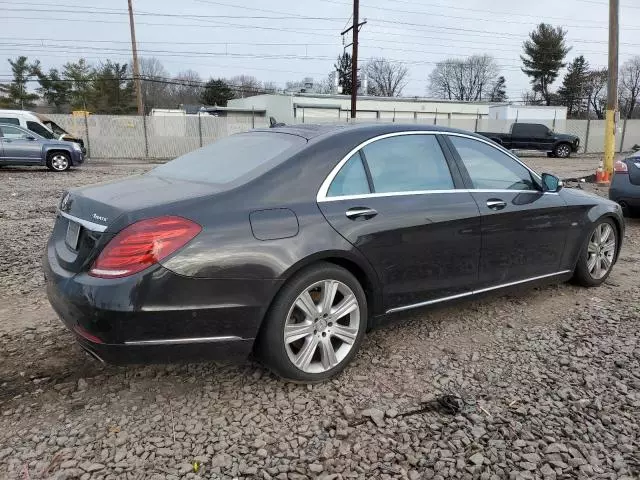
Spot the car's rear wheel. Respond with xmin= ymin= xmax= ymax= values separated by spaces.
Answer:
xmin=47 ymin=152 xmax=71 ymax=172
xmin=553 ymin=143 xmax=572 ymax=158
xmin=573 ymin=218 xmax=618 ymax=287
xmin=256 ymin=263 xmax=367 ymax=382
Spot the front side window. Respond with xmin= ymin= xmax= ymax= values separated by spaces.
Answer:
xmin=362 ymin=135 xmax=454 ymax=193
xmin=327 ymin=152 xmax=370 ymax=197
xmin=0 ymin=125 xmax=28 ymax=139
xmin=26 ymin=121 xmax=55 ymax=139
xmin=449 ymin=136 xmax=537 ymax=191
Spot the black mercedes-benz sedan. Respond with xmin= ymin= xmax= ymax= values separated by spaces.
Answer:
xmin=44 ymin=124 xmax=624 ymax=382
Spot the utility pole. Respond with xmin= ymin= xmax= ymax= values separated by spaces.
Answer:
xmin=350 ymin=0 xmax=359 ymax=118
xmin=604 ymin=0 xmax=619 ymax=176
xmin=128 ymin=0 xmax=144 ymax=115
xmin=340 ymin=1 xmax=365 ymax=119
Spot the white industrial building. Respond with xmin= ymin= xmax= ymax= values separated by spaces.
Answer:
xmin=228 ymin=93 xmax=497 ymax=124
xmin=487 ymin=105 xmax=568 ymax=121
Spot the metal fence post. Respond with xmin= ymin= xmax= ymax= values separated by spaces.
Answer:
xmin=83 ymin=111 xmax=91 ymax=158
xmin=251 ymin=107 xmax=255 ymax=129
xmin=198 ymin=114 xmax=203 ymax=148
xmin=474 ymin=109 xmax=479 ymax=132
xmin=393 ymin=108 xmax=396 ymax=123
xmin=584 ymin=118 xmax=591 ymax=153
xmin=619 ymin=117 xmax=628 ymax=153
xmin=434 ymin=108 xmax=438 ymax=125
xmin=142 ymin=114 xmax=149 ymax=159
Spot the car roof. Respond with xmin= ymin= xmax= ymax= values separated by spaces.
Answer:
xmin=253 ymin=122 xmax=483 ymax=141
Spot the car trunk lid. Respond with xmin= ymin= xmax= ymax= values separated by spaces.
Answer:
xmin=52 ymin=174 xmax=217 ymax=273
xmin=626 ymin=156 xmax=640 ymax=185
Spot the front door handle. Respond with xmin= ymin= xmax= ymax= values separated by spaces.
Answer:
xmin=345 ymin=207 xmax=378 ymax=220
xmin=486 ymin=199 xmax=507 ymax=210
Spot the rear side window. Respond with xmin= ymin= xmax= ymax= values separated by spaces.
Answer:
xmin=327 ymin=153 xmax=370 ymax=197
xmin=362 ymin=135 xmax=454 ymax=193
xmin=0 ymin=117 xmax=20 ymax=125
xmin=152 ymin=132 xmax=306 ymax=185
xmin=26 ymin=121 xmax=55 ymax=139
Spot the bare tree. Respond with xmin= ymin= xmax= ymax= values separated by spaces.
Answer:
xmin=521 ymin=91 xmax=542 ymax=105
xmin=620 ymin=56 xmax=640 ymax=119
xmin=170 ymin=70 xmax=202 ymax=106
xmin=585 ymin=68 xmax=608 ymax=119
xmin=262 ymin=81 xmax=279 ymax=93
xmin=364 ymin=57 xmax=408 ymax=97
xmin=139 ymin=57 xmax=170 ymax=111
xmin=229 ymin=75 xmax=262 ymax=98
xmin=428 ymin=55 xmax=499 ymax=101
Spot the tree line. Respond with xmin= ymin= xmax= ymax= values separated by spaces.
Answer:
xmin=0 ymin=54 xmax=409 ymax=114
xmin=2 ymin=23 xmax=639 ymax=119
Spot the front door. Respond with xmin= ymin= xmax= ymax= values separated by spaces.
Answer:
xmin=445 ymin=134 xmax=571 ymax=287
xmin=318 ymin=133 xmax=481 ymax=311
xmin=0 ymin=125 xmax=41 ymax=162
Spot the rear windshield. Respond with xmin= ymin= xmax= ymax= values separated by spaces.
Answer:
xmin=151 ymin=132 xmax=306 ymax=184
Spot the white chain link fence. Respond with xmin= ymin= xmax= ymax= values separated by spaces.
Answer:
xmin=45 ymin=114 xmax=640 ymax=159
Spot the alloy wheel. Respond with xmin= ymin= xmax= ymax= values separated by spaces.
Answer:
xmin=284 ymin=279 xmax=360 ymax=374
xmin=51 ymin=154 xmax=69 ymax=171
xmin=586 ymin=223 xmax=616 ymax=280
xmin=556 ymin=145 xmax=570 ymax=158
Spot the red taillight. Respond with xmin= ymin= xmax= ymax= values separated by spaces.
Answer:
xmin=614 ymin=160 xmax=628 ymax=173
xmin=89 ymin=216 xmax=201 ymax=278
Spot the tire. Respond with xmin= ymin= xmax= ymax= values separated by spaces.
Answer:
xmin=573 ymin=218 xmax=618 ymax=287
xmin=553 ymin=143 xmax=572 ymax=158
xmin=256 ymin=262 xmax=368 ymax=382
xmin=46 ymin=152 xmax=71 ymax=172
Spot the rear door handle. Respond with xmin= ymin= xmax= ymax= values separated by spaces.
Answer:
xmin=345 ymin=207 xmax=378 ymax=220
xmin=486 ymin=199 xmax=507 ymax=210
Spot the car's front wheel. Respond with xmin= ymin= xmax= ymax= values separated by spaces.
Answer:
xmin=47 ymin=152 xmax=71 ymax=172
xmin=573 ymin=218 xmax=618 ymax=287
xmin=256 ymin=263 xmax=367 ymax=382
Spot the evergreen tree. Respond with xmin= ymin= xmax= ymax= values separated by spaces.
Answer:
xmin=1 ymin=56 xmax=40 ymax=108
xmin=521 ymin=24 xmax=571 ymax=106
xmin=558 ymin=56 xmax=590 ymax=117
xmin=489 ymin=76 xmax=508 ymax=102
xmin=334 ymin=52 xmax=359 ymax=95
xmin=201 ymin=78 xmax=234 ymax=106
xmin=36 ymin=68 xmax=71 ymax=112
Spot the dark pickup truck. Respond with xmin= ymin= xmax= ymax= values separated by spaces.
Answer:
xmin=478 ymin=123 xmax=580 ymax=158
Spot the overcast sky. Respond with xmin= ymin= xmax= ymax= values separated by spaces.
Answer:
xmin=1 ymin=0 xmax=639 ymax=101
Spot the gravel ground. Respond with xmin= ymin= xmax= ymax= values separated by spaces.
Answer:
xmin=0 ymin=158 xmax=638 ymax=480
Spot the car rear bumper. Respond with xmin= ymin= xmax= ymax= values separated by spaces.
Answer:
xmin=43 ymin=243 xmax=281 ymax=365
xmin=609 ymin=174 xmax=640 ymax=207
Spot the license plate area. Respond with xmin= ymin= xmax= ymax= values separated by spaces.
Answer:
xmin=65 ymin=220 xmax=81 ymax=250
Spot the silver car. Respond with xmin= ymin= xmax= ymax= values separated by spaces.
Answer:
xmin=0 ymin=123 xmax=85 ymax=172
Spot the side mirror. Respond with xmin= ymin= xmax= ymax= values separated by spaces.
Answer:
xmin=541 ymin=173 xmax=563 ymax=193
xmin=24 ymin=135 xmax=36 ymax=141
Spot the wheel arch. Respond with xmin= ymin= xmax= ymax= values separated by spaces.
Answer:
xmin=45 ymin=148 xmax=72 ymax=162
xmin=269 ymin=250 xmax=383 ymax=330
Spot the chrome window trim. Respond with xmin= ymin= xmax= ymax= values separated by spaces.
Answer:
xmin=386 ymin=270 xmax=572 ymax=314
xmin=316 ymin=130 xmax=544 ymax=203
xmin=124 ymin=335 xmax=243 ymax=346
xmin=58 ymin=210 xmax=107 ymax=233
xmin=319 ymin=188 xmax=556 ymax=202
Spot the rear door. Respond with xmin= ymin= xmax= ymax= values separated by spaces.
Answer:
xmin=0 ymin=125 xmax=41 ymax=161
xmin=318 ymin=132 xmax=481 ymax=311
xmin=444 ymin=134 xmax=571 ymax=288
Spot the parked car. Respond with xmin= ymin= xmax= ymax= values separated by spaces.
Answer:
xmin=478 ymin=123 xmax=580 ymax=158
xmin=44 ymin=124 xmax=623 ymax=382
xmin=0 ymin=123 xmax=84 ymax=171
xmin=609 ymin=153 xmax=640 ymax=215
xmin=0 ymin=109 xmax=86 ymax=154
